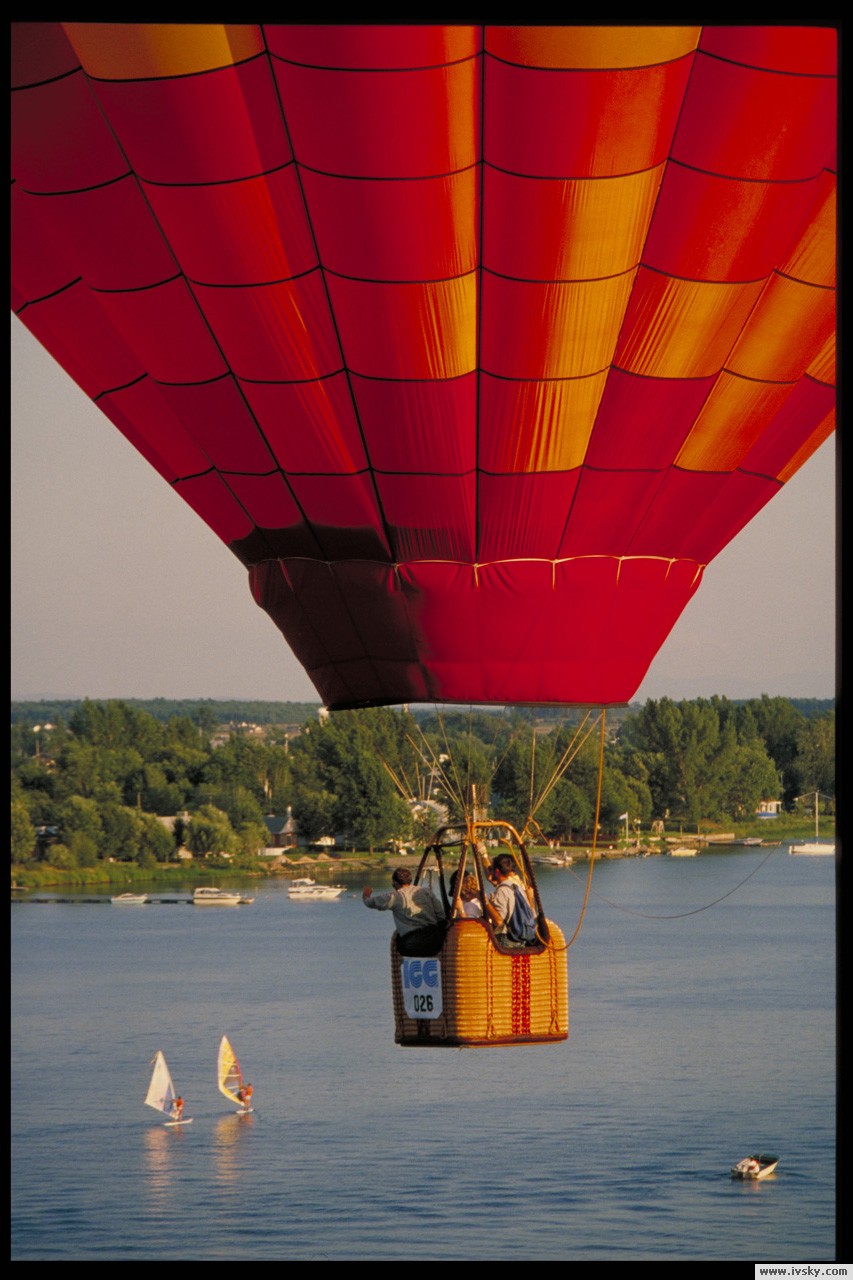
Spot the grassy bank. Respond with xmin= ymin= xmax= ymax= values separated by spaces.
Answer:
xmin=10 ymin=852 xmax=393 ymax=890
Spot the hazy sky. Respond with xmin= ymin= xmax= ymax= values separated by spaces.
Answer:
xmin=11 ymin=315 xmax=837 ymax=705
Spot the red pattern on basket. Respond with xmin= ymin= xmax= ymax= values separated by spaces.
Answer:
xmin=510 ymin=954 xmax=532 ymax=1035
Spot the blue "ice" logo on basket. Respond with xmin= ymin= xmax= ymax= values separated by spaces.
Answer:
xmin=401 ymin=958 xmax=442 ymax=1019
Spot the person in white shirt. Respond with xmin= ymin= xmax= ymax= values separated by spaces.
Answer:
xmin=362 ymin=867 xmax=446 ymax=955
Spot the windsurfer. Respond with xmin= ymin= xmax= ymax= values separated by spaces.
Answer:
xmin=239 ymin=1083 xmax=254 ymax=1112
xmin=172 ymin=1096 xmax=184 ymax=1121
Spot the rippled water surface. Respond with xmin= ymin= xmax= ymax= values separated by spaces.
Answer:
xmin=11 ymin=847 xmax=837 ymax=1260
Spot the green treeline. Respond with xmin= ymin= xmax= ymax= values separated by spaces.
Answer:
xmin=10 ymin=696 xmax=835 ymax=871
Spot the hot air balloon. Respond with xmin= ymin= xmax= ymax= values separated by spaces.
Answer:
xmin=11 ymin=24 xmax=836 ymax=1046
xmin=11 ymin=23 xmax=836 ymax=713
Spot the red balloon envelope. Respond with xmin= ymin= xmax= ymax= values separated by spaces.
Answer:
xmin=11 ymin=23 xmax=836 ymax=707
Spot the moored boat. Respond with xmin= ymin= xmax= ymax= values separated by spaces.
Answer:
xmin=287 ymin=878 xmax=346 ymax=899
xmin=790 ymin=791 xmax=835 ymax=856
xmin=110 ymin=892 xmax=149 ymax=905
xmin=192 ymin=887 xmax=250 ymax=906
xmin=669 ymin=846 xmax=697 ymax=857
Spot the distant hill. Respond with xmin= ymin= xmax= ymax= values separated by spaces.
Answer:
xmin=10 ymin=698 xmax=322 ymax=727
xmin=10 ymin=694 xmax=834 ymax=730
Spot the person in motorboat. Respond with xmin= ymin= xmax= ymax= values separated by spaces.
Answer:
xmin=362 ymin=867 xmax=446 ymax=956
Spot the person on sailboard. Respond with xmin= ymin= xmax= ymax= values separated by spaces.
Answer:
xmin=172 ymin=1096 xmax=184 ymax=1121
xmin=362 ymin=867 xmax=446 ymax=956
xmin=238 ymin=1083 xmax=254 ymax=1112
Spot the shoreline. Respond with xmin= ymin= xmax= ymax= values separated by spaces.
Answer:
xmin=10 ymin=833 xmax=820 ymax=892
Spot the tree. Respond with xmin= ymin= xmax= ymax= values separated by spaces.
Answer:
xmin=11 ymin=798 xmax=37 ymax=864
xmin=137 ymin=813 xmax=176 ymax=862
xmin=184 ymin=805 xmax=238 ymax=857
xmin=793 ymin=712 xmax=835 ymax=797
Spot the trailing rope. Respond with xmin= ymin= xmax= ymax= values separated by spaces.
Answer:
xmin=565 ymin=844 xmax=780 ymax=919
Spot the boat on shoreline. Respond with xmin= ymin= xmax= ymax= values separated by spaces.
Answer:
xmin=110 ymin=892 xmax=149 ymax=905
xmin=790 ymin=792 xmax=835 ymax=856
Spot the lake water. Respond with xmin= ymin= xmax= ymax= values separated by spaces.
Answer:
xmin=10 ymin=846 xmax=838 ymax=1261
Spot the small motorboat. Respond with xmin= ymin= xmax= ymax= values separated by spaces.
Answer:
xmin=110 ymin=892 xmax=149 ymax=905
xmin=731 ymin=1153 xmax=780 ymax=1180
xmin=192 ymin=887 xmax=251 ymax=906
xmin=287 ymin=878 xmax=346 ymax=900
xmin=669 ymin=846 xmax=697 ymax=857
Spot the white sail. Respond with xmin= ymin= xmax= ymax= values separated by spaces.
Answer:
xmin=217 ymin=1035 xmax=243 ymax=1105
xmin=145 ymin=1050 xmax=176 ymax=1116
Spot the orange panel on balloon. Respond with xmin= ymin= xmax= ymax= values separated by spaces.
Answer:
xmin=483 ymin=275 xmax=635 ymax=379
xmin=726 ymin=275 xmax=836 ymax=383
xmin=615 ymin=271 xmax=764 ymax=379
xmin=487 ymin=25 xmax=700 ymax=68
xmin=676 ymin=375 xmax=793 ymax=474
xmin=479 ymin=373 xmax=606 ymax=473
xmin=780 ymin=173 xmax=836 ymax=289
xmin=63 ymin=22 xmax=265 ymax=79
xmin=484 ymin=167 xmax=663 ymax=280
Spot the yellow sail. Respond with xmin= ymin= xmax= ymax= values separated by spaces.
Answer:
xmin=217 ymin=1035 xmax=243 ymax=1105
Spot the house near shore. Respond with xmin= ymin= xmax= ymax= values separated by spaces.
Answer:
xmin=756 ymin=799 xmax=782 ymax=819
xmin=263 ymin=807 xmax=300 ymax=851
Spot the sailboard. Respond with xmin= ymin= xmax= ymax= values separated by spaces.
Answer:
xmin=145 ymin=1050 xmax=192 ymax=1126
xmin=218 ymin=1035 xmax=253 ymax=1113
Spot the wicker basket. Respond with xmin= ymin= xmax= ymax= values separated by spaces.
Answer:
xmin=390 ymin=917 xmax=568 ymax=1047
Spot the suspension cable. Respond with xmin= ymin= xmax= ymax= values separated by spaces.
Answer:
xmin=540 ymin=708 xmax=607 ymax=952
